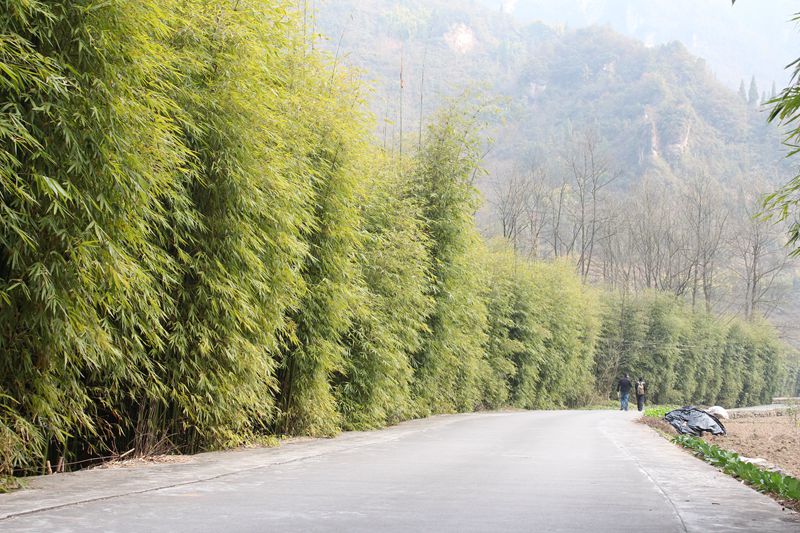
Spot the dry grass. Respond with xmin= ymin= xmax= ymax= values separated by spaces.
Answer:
xmin=639 ymin=415 xmax=677 ymax=437
xmin=90 ymin=454 xmax=191 ymax=470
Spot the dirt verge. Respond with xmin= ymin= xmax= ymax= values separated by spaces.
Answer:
xmin=90 ymin=455 xmax=191 ymax=470
xmin=705 ymin=412 xmax=800 ymax=479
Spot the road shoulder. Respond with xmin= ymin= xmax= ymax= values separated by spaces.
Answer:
xmin=612 ymin=414 xmax=800 ymax=532
xmin=0 ymin=413 xmax=471 ymax=521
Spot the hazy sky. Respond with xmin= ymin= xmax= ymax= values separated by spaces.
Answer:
xmin=476 ymin=0 xmax=799 ymax=90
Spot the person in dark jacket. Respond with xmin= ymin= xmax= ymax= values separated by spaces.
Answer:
xmin=617 ymin=374 xmax=632 ymax=411
xmin=635 ymin=377 xmax=647 ymax=412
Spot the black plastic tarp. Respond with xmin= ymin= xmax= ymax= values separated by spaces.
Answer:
xmin=664 ymin=406 xmax=726 ymax=436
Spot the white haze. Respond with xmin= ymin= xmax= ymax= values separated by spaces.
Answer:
xmin=477 ymin=0 xmax=800 ymax=91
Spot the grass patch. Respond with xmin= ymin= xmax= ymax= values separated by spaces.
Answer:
xmin=674 ymin=434 xmax=800 ymax=502
xmin=0 ymin=476 xmax=23 ymax=493
xmin=643 ymin=405 xmax=681 ymax=418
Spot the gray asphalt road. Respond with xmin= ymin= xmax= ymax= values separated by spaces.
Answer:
xmin=1 ymin=411 xmax=798 ymax=532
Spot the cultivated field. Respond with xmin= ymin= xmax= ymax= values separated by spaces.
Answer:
xmin=705 ymin=411 xmax=800 ymax=478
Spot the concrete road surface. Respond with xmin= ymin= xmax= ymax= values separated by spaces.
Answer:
xmin=0 ymin=411 xmax=797 ymax=532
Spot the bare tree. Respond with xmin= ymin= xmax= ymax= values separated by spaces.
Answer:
xmin=491 ymin=171 xmax=530 ymax=253
xmin=490 ymin=160 xmax=550 ymax=256
xmin=732 ymin=187 xmax=789 ymax=320
xmin=546 ymin=178 xmax=569 ymax=258
xmin=621 ymin=180 xmax=694 ymax=295
xmin=487 ymin=138 xmax=797 ymax=327
xmin=522 ymin=165 xmax=550 ymax=259
xmin=682 ymin=175 xmax=729 ymax=312
xmin=534 ymin=131 xmax=620 ymax=273
xmin=563 ymin=131 xmax=620 ymax=280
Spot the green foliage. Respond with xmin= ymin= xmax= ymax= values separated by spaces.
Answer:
xmin=335 ymin=155 xmax=433 ymax=430
xmin=782 ymin=352 xmax=800 ymax=397
xmin=154 ymin=0 xmax=313 ymax=450
xmin=674 ymin=434 xmax=800 ymax=501
xmin=516 ymin=260 xmax=599 ymax=408
xmin=686 ymin=314 xmax=725 ymax=407
xmin=482 ymin=243 xmax=600 ymax=409
xmin=598 ymin=292 xmax=785 ymax=407
xmin=637 ymin=295 xmax=688 ymax=403
xmin=275 ymin=56 xmax=366 ymax=436
xmin=594 ymin=293 xmax=647 ymax=398
xmin=411 ymin=107 xmax=489 ymax=415
xmin=643 ymin=405 xmax=681 ymax=418
xmin=0 ymin=0 xmax=368 ymax=467
xmin=0 ymin=0 xmax=188 ymax=473
xmin=763 ymin=13 xmax=800 ymax=255
xmin=480 ymin=247 xmax=523 ymax=409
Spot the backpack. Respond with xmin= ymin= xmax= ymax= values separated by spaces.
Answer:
xmin=636 ymin=381 xmax=645 ymax=395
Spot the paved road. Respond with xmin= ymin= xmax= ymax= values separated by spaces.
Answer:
xmin=0 ymin=411 xmax=797 ymax=532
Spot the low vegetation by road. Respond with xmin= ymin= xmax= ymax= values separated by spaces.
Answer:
xmin=643 ymin=405 xmax=800 ymax=511
xmin=705 ymin=410 xmax=800 ymax=479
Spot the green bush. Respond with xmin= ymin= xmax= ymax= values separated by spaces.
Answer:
xmin=410 ymin=108 xmax=489 ymax=415
xmin=643 ymin=405 xmax=681 ymax=418
xmin=597 ymin=292 xmax=785 ymax=408
xmin=335 ymin=155 xmax=433 ymax=430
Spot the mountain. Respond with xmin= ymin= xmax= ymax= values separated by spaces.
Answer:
xmin=498 ymin=26 xmax=790 ymax=187
xmin=475 ymin=0 xmax=800 ymax=91
xmin=315 ymin=0 xmax=792 ymax=190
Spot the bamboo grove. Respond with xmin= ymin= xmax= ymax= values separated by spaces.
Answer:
xmin=0 ymin=1 xmax=790 ymax=476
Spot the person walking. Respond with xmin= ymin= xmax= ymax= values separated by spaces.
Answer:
xmin=617 ymin=374 xmax=632 ymax=411
xmin=635 ymin=377 xmax=647 ymax=412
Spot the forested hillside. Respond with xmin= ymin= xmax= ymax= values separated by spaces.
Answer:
xmin=0 ymin=0 xmax=793 ymax=482
xmin=509 ymin=28 xmax=787 ymax=184
xmin=316 ymin=0 xmax=791 ymax=188
xmin=318 ymin=0 xmax=800 ymax=337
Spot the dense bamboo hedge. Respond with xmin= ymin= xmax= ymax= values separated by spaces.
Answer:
xmin=595 ymin=292 xmax=785 ymax=406
xmin=0 ymin=1 xmax=789 ymax=476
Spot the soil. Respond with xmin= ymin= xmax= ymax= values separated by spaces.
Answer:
xmin=640 ymin=416 xmax=676 ymax=437
xmin=704 ymin=412 xmax=800 ymax=479
xmin=707 ymin=412 xmax=800 ymax=513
